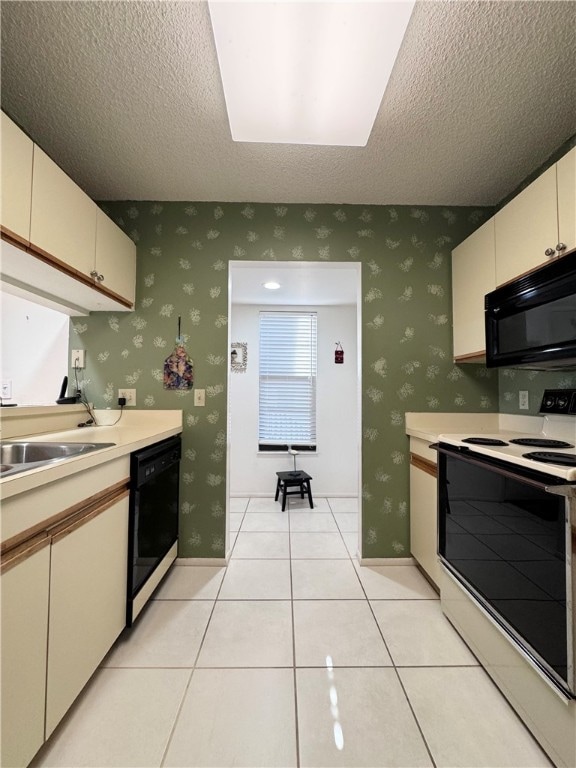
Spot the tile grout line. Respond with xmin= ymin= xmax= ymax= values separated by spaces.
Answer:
xmin=288 ymin=496 xmax=302 ymax=768
xmin=345 ymin=529 xmax=439 ymax=767
xmin=159 ymin=536 xmax=230 ymax=766
xmin=363 ymin=580 xmax=440 ymax=767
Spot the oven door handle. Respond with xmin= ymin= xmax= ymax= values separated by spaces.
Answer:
xmin=545 ymin=484 xmax=576 ymax=498
xmin=436 ymin=443 xmax=568 ymax=493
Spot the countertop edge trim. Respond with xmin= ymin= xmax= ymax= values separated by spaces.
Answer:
xmin=1 ymin=478 xmax=129 ymax=556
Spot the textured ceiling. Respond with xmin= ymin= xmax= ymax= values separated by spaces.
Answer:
xmin=1 ymin=0 xmax=575 ymax=206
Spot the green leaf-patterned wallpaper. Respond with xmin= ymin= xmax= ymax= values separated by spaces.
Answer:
xmin=71 ymin=202 xmax=500 ymax=559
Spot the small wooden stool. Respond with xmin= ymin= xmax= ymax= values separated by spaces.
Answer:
xmin=275 ymin=471 xmax=314 ymax=512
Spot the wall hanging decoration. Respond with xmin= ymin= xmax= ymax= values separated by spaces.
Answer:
xmin=231 ymin=342 xmax=248 ymax=373
xmin=164 ymin=316 xmax=194 ymax=390
xmin=335 ymin=342 xmax=344 ymax=364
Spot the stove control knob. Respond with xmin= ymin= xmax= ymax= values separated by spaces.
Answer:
xmin=544 ymin=396 xmax=555 ymax=409
xmin=557 ymin=396 xmax=569 ymax=409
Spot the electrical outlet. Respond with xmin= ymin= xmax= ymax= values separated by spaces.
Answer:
xmin=194 ymin=388 xmax=205 ymax=407
xmin=1 ymin=380 xmax=12 ymax=399
xmin=519 ymin=390 xmax=529 ymax=410
xmin=118 ymin=388 xmax=136 ymax=406
xmin=71 ymin=349 xmax=85 ymax=368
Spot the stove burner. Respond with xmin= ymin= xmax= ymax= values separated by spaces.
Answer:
xmin=523 ymin=452 xmax=576 ymax=467
xmin=462 ymin=437 xmax=509 ymax=446
xmin=510 ymin=438 xmax=574 ymax=448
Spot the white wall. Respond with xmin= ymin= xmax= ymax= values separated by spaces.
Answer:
xmin=229 ymin=303 xmax=359 ymax=496
xmin=0 ymin=291 xmax=69 ymax=405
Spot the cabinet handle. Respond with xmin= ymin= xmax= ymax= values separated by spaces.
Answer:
xmin=90 ymin=270 xmax=99 ymax=278
xmin=97 ymin=274 xmax=104 ymax=282
xmin=556 ymin=243 xmax=566 ymax=252
xmin=544 ymin=247 xmax=556 ymax=257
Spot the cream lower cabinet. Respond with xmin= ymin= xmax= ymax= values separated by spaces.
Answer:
xmin=409 ymin=442 xmax=440 ymax=589
xmin=452 ymin=217 xmax=495 ymax=361
xmin=45 ymin=495 xmax=129 ymax=737
xmin=1 ymin=540 xmax=51 ymax=768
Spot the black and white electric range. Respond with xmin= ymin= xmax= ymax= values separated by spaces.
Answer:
xmin=437 ymin=389 xmax=576 ymax=699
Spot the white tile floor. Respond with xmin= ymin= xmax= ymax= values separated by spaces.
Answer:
xmin=31 ymin=496 xmax=552 ymax=768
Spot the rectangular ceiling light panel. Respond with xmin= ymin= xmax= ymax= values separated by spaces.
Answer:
xmin=208 ymin=1 xmax=415 ymax=147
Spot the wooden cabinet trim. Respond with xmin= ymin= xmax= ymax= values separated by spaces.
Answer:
xmin=0 ymin=233 xmax=133 ymax=309
xmin=50 ymin=488 xmax=129 ymax=543
xmin=0 ymin=224 xmax=30 ymax=250
xmin=410 ymin=453 xmax=437 ymax=478
xmin=454 ymin=350 xmax=486 ymax=364
xmin=495 ymin=256 xmax=559 ymax=289
xmin=1 ymin=478 xmax=129 ymax=556
xmin=1 ymin=534 xmax=50 ymax=575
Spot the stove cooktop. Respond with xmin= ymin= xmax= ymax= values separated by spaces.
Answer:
xmin=509 ymin=438 xmax=573 ymax=448
xmin=523 ymin=452 xmax=576 ymax=467
xmin=461 ymin=437 xmax=508 ymax=446
xmin=438 ymin=388 xmax=576 ymax=480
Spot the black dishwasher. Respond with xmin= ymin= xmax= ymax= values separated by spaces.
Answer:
xmin=127 ymin=435 xmax=181 ymax=626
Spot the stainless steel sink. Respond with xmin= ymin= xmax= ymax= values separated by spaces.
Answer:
xmin=0 ymin=442 xmax=115 ymax=478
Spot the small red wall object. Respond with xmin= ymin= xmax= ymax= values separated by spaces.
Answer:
xmin=335 ymin=343 xmax=344 ymax=364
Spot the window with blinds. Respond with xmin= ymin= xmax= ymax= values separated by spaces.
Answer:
xmin=259 ymin=311 xmax=317 ymax=450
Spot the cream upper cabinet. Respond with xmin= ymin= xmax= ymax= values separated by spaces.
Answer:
xmin=1 ymin=542 xmax=50 ymax=768
xmin=1 ymin=112 xmax=33 ymax=243
xmin=2 ymin=125 xmax=136 ymax=311
xmin=46 ymin=496 xmax=129 ymax=737
xmin=557 ymin=146 xmax=576 ymax=255
xmin=95 ymin=208 xmax=136 ymax=304
xmin=30 ymin=145 xmax=97 ymax=277
xmin=495 ymin=165 xmax=559 ymax=286
xmin=452 ymin=217 xmax=496 ymax=360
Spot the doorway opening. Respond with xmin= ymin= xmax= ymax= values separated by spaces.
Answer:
xmin=226 ymin=261 xmax=362 ymax=557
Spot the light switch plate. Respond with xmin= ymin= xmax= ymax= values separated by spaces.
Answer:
xmin=519 ymin=390 xmax=529 ymax=410
xmin=1 ymin=380 xmax=12 ymax=399
xmin=194 ymin=388 xmax=205 ymax=407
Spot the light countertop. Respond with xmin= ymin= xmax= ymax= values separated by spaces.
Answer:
xmin=405 ymin=412 xmax=545 ymax=443
xmin=0 ymin=409 xmax=182 ymax=501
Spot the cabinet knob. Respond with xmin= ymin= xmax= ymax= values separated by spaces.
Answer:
xmin=556 ymin=243 xmax=566 ymax=252
xmin=96 ymin=274 xmax=104 ymax=282
xmin=544 ymin=247 xmax=556 ymax=257
xmin=90 ymin=270 xmax=99 ymax=278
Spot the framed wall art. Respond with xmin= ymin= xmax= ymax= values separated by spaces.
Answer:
xmin=231 ymin=342 xmax=247 ymax=372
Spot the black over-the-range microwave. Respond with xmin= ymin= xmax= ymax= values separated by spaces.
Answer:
xmin=485 ymin=249 xmax=576 ymax=370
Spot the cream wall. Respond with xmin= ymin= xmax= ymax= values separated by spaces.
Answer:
xmin=1 ymin=291 xmax=69 ymax=405
xmin=229 ymin=303 xmax=359 ymax=497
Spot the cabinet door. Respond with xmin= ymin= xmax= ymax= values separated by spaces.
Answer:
xmin=557 ymin=146 xmax=576 ymax=256
xmin=1 ymin=541 xmax=50 ymax=768
xmin=452 ymin=217 xmax=495 ymax=360
xmin=495 ymin=166 xmax=558 ymax=286
xmin=30 ymin=145 xmax=97 ymax=277
xmin=1 ymin=112 xmax=33 ymax=244
xmin=410 ymin=461 xmax=440 ymax=588
xmin=45 ymin=496 xmax=128 ymax=737
xmin=95 ymin=208 xmax=136 ymax=305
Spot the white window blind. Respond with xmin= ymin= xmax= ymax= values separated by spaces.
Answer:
xmin=259 ymin=311 xmax=317 ymax=448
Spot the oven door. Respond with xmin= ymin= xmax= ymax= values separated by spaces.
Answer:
xmin=437 ymin=443 xmax=574 ymax=698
